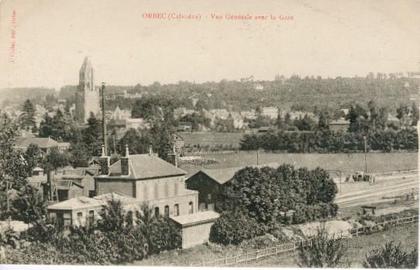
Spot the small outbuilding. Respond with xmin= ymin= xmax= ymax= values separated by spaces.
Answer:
xmin=171 ymin=211 xmax=220 ymax=249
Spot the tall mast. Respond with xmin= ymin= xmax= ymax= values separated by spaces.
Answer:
xmin=101 ymin=82 xmax=108 ymax=155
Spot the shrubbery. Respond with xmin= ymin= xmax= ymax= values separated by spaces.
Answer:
xmin=3 ymin=200 xmax=181 ymax=265
xmin=209 ymin=210 xmax=263 ymax=245
xmin=363 ymin=241 xmax=418 ymax=268
xmin=211 ymin=165 xmax=338 ymax=245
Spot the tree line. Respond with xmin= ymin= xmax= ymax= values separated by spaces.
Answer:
xmin=240 ymin=129 xmax=418 ymax=153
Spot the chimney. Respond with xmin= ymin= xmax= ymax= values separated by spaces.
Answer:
xmin=99 ymin=145 xmax=110 ymax=175
xmin=148 ymin=145 xmax=153 ymax=156
xmin=168 ymin=144 xmax=178 ymax=167
xmin=121 ymin=144 xmax=130 ymax=175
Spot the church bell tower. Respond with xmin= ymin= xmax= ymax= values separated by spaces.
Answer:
xmin=75 ymin=57 xmax=100 ymax=123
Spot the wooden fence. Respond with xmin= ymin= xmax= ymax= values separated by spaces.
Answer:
xmin=191 ymin=214 xmax=419 ymax=267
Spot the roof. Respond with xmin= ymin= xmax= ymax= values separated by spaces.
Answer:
xmin=170 ymin=211 xmax=220 ymax=227
xmin=48 ymin=192 xmax=136 ymax=211
xmin=48 ymin=196 xmax=103 ymax=210
xmin=105 ymin=154 xmax=186 ymax=180
xmin=15 ymin=137 xmax=59 ymax=149
xmin=189 ymin=162 xmax=280 ymax=185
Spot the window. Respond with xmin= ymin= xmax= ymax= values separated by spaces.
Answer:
xmin=63 ymin=213 xmax=72 ymax=228
xmin=174 ymin=182 xmax=179 ymax=195
xmin=164 ymin=182 xmax=169 ymax=197
xmin=77 ymin=212 xmax=83 ymax=225
xmin=174 ymin=204 xmax=179 ymax=216
xmin=207 ymin=194 xmax=212 ymax=201
xmin=88 ymin=210 xmax=95 ymax=225
xmin=143 ymin=184 xmax=148 ymax=200
xmin=154 ymin=207 xmax=160 ymax=217
xmin=164 ymin=205 xmax=169 ymax=217
xmin=188 ymin=201 xmax=194 ymax=214
xmin=154 ymin=183 xmax=159 ymax=199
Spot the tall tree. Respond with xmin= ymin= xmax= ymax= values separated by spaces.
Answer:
xmin=20 ymin=99 xmax=36 ymax=131
xmin=81 ymin=113 xmax=103 ymax=156
xmin=411 ymin=103 xmax=419 ymax=126
xmin=24 ymin=144 xmax=43 ymax=175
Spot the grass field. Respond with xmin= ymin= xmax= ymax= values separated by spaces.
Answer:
xmin=133 ymin=223 xmax=418 ymax=267
xmin=179 ymin=132 xmax=245 ymax=148
xmin=181 ymin=152 xmax=418 ymax=177
xmin=237 ymin=223 xmax=418 ymax=268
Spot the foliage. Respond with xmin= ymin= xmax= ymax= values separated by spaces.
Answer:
xmin=240 ymin=129 xmax=418 ymax=152
xmin=23 ymin=144 xmax=43 ymax=175
xmin=81 ymin=113 xmax=103 ymax=156
xmin=20 ymin=99 xmax=36 ymax=131
xmin=297 ymin=224 xmax=347 ymax=267
xmin=209 ymin=210 xmax=263 ymax=245
xmin=38 ymin=109 xmax=78 ymax=142
xmin=42 ymin=147 xmax=70 ymax=171
xmin=10 ymin=184 xmax=47 ymax=226
xmin=218 ymin=165 xmax=337 ymax=225
xmin=212 ymin=164 xmax=337 ymax=245
xmin=69 ymin=142 xmax=91 ymax=167
xmin=363 ymin=241 xmax=418 ymax=268
xmin=178 ymin=112 xmax=210 ymax=131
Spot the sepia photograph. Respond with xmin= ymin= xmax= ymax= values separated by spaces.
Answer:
xmin=0 ymin=0 xmax=419 ymax=268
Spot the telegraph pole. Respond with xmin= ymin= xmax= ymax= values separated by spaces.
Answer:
xmin=101 ymin=82 xmax=108 ymax=155
xmin=363 ymin=135 xmax=368 ymax=173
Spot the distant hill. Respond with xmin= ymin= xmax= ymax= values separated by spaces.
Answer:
xmin=58 ymin=85 xmax=133 ymax=100
xmin=0 ymin=87 xmax=55 ymax=106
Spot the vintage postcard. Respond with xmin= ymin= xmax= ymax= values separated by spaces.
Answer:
xmin=0 ymin=0 xmax=419 ymax=268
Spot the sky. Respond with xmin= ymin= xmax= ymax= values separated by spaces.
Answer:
xmin=0 ymin=0 xmax=419 ymax=90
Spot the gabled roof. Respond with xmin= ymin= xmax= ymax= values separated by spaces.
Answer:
xmin=15 ymin=137 xmax=59 ymax=149
xmin=48 ymin=192 xmax=140 ymax=211
xmin=106 ymin=154 xmax=186 ymax=180
xmin=48 ymin=196 xmax=103 ymax=210
xmin=188 ymin=162 xmax=280 ymax=185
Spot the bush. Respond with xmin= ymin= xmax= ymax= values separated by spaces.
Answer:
xmin=209 ymin=211 xmax=263 ymax=245
xmin=363 ymin=241 xmax=418 ymax=268
xmin=297 ymin=224 xmax=347 ymax=267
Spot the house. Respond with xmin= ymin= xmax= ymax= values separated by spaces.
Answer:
xmin=126 ymin=118 xmax=149 ymax=130
xmin=56 ymin=169 xmax=96 ymax=199
xmin=48 ymin=192 xmax=141 ymax=229
xmin=261 ymin=107 xmax=278 ymax=119
xmin=47 ymin=145 xmax=220 ymax=248
xmin=329 ymin=118 xmax=350 ymax=132
xmin=241 ymin=110 xmax=257 ymax=120
xmin=209 ymin=109 xmax=230 ymax=120
xmin=93 ymin=145 xmax=219 ymax=248
xmin=48 ymin=196 xmax=107 ymax=228
xmin=186 ymin=167 xmax=240 ymax=211
xmin=177 ymin=121 xmax=193 ymax=132
xmin=14 ymin=137 xmax=70 ymax=153
xmin=111 ymin=106 xmax=131 ymax=120
xmin=186 ymin=163 xmax=279 ymax=211
xmin=174 ymin=107 xmax=196 ymax=119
